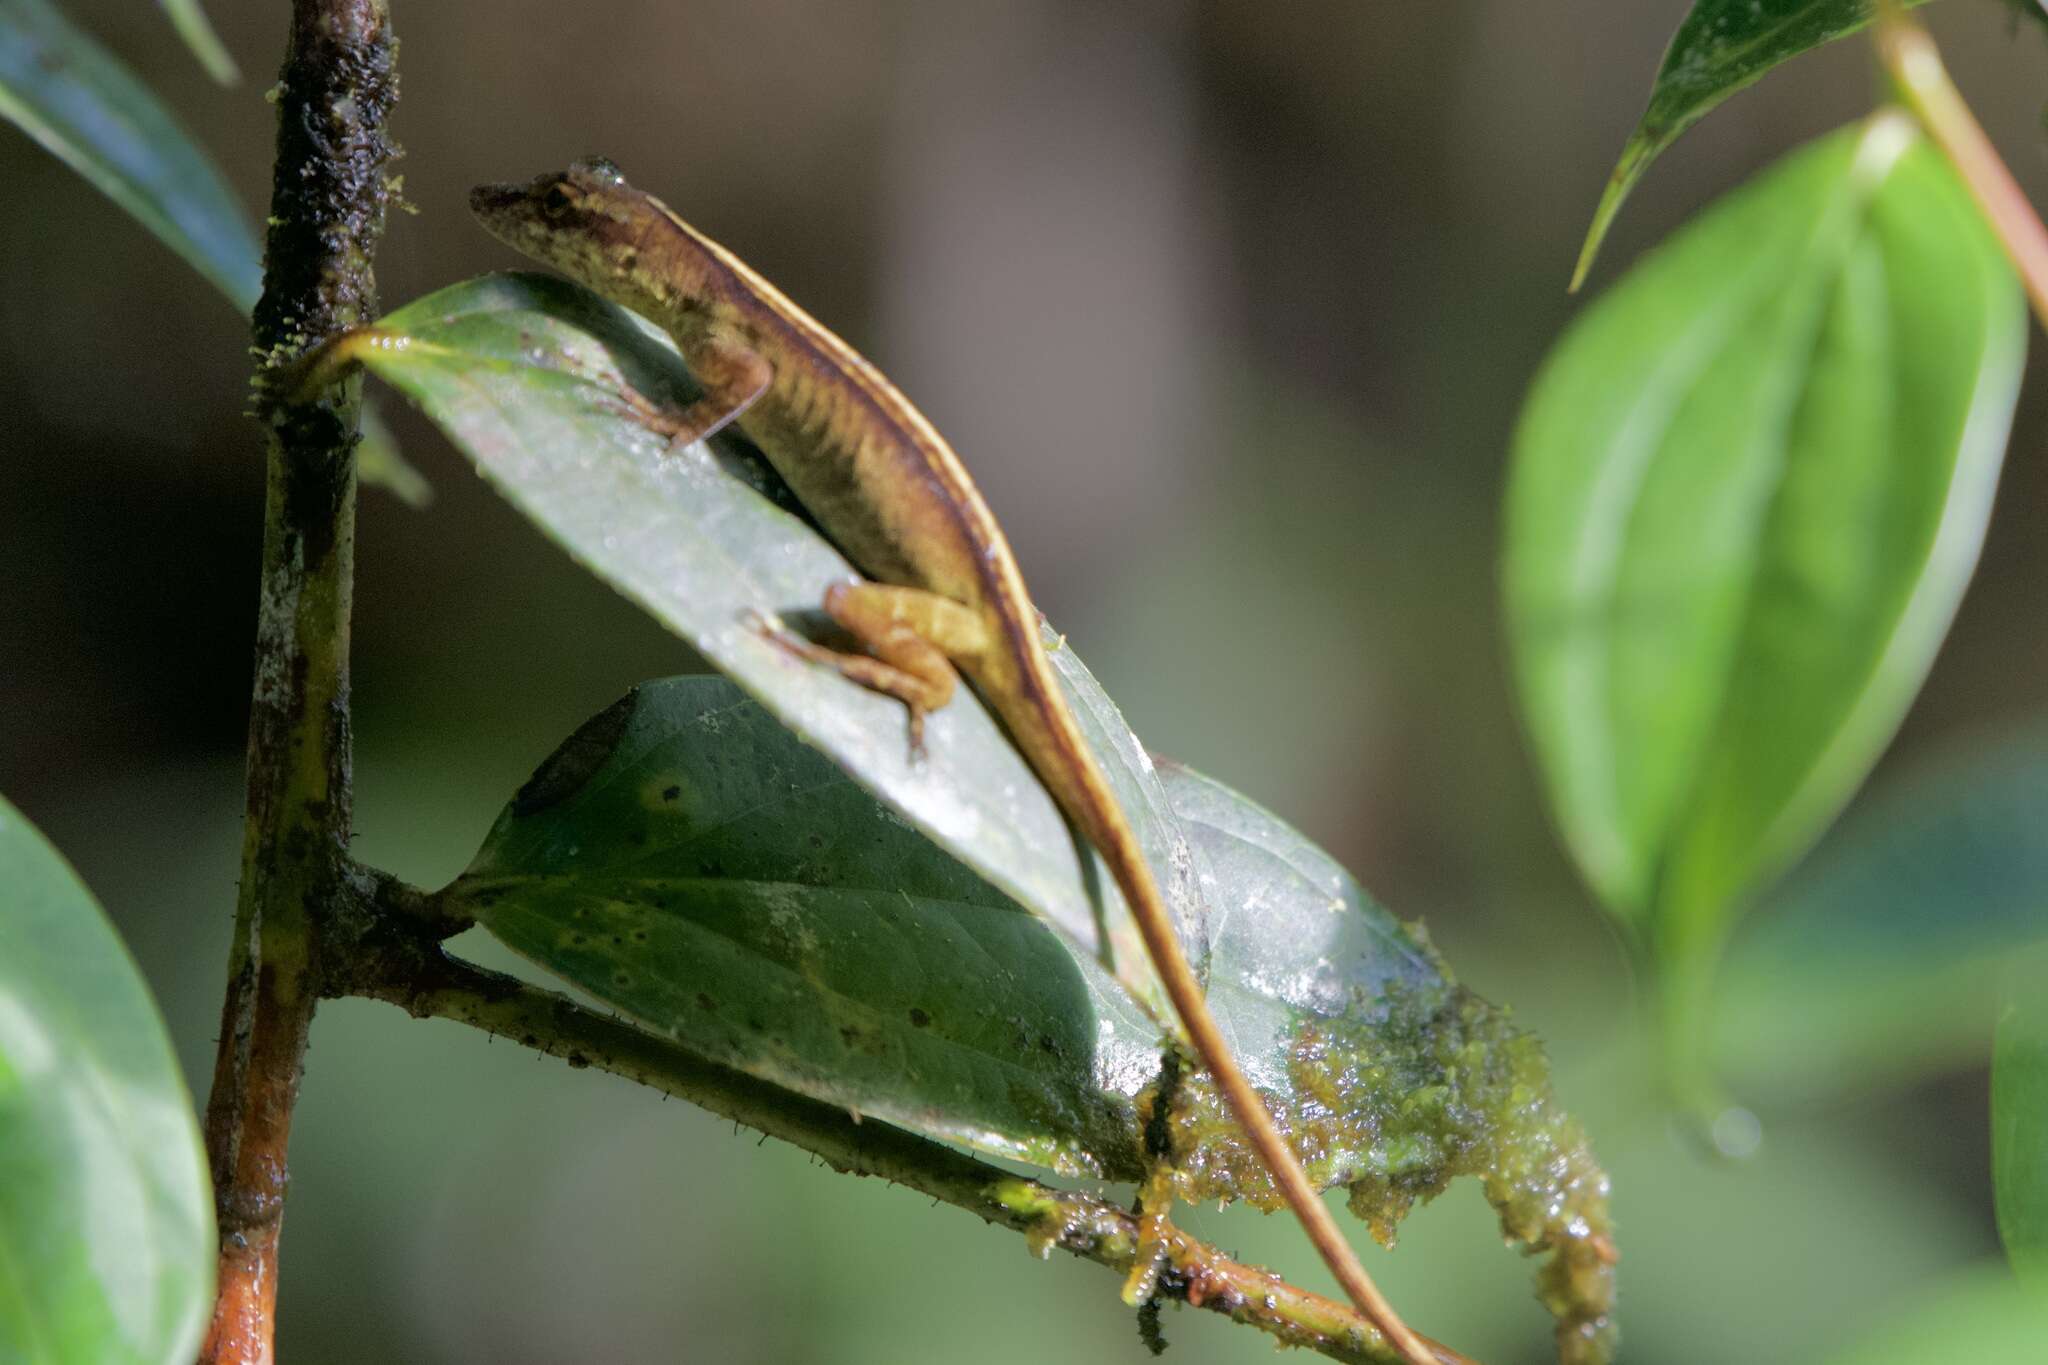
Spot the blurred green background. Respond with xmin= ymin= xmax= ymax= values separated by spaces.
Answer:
xmin=4 ymin=1 xmax=2047 ymax=1360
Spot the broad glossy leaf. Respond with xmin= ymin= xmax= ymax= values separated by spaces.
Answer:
xmin=354 ymin=270 xmax=1205 ymax=1024
xmin=449 ymin=675 xmax=1156 ymax=1176
xmin=1575 ymin=0 xmax=1934 ymax=286
xmin=1508 ymin=118 xmax=2021 ymax=956
xmin=157 ymin=0 xmax=237 ymax=86
xmin=1995 ymin=953 xmax=2048 ymax=1285
xmin=0 ymin=794 xmax=213 ymax=1365
xmin=1717 ymin=726 xmax=2048 ymax=1097
xmin=1823 ymin=1264 xmax=2048 ymax=1364
xmin=450 ymin=676 xmax=1617 ymax=1359
xmin=0 ymin=0 xmax=260 ymax=309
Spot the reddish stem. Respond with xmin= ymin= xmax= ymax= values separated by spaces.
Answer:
xmin=1877 ymin=12 xmax=2048 ymax=329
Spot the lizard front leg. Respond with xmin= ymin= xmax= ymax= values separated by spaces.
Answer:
xmin=762 ymin=582 xmax=991 ymax=755
xmin=621 ymin=331 xmax=773 ymax=451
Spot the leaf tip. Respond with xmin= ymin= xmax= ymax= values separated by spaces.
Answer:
xmin=511 ymin=689 xmax=641 ymax=817
xmin=1572 ymin=137 xmax=1656 ymax=293
xmin=163 ymin=0 xmax=242 ymax=87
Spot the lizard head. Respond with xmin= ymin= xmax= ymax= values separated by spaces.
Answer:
xmin=469 ymin=158 xmax=646 ymax=284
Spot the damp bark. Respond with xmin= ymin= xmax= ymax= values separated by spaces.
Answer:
xmin=196 ymin=3 xmax=397 ymax=1361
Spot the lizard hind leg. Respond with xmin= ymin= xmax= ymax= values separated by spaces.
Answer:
xmin=761 ymin=581 xmax=991 ymax=757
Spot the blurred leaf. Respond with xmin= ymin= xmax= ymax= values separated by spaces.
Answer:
xmin=356 ymin=402 xmax=432 ymax=508
xmin=1718 ymin=725 xmax=2048 ymax=1098
xmin=157 ymin=0 xmax=237 ymax=86
xmin=2006 ymin=0 xmax=2048 ymax=34
xmin=352 ymin=270 xmax=1205 ymax=1025
xmin=1508 ymin=118 xmax=2021 ymax=963
xmin=448 ymin=675 xmax=1618 ymax=1354
xmin=0 ymin=0 xmax=410 ymax=513
xmin=1575 ymin=0 xmax=1935 ymax=286
xmin=1823 ymin=1263 xmax=2048 ymax=1363
xmin=0 ymin=0 xmax=260 ymax=310
xmin=1995 ymin=952 xmax=2048 ymax=1285
xmin=0 ymin=793 xmax=213 ymax=1365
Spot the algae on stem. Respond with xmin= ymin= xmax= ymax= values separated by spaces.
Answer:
xmin=1160 ymin=979 xmax=1618 ymax=1365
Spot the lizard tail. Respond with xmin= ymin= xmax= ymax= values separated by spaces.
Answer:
xmin=994 ymin=659 xmax=1443 ymax=1365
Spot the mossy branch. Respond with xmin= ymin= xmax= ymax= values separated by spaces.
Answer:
xmin=332 ymin=887 xmax=1471 ymax=1365
xmin=196 ymin=2 xmax=397 ymax=1359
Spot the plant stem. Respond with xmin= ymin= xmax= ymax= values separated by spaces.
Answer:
xmin=197 ymin=3 xmax=396 ymax=1361
xmin=1876 ymin=10 xmax=2048 ymax=329
xmin=343 ymin=934 xmax=1471 ymax=1365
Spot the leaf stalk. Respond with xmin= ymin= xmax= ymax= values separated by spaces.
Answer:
xmin=1876 ymin=9 xmax=2048 ymax=329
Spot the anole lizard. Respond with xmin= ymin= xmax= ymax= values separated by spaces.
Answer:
xmin=465 ymin=159 xmax=1440 ymax=1365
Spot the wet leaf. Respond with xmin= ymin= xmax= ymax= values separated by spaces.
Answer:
xmin=1157 ymin=762 xmax=1617 ymax=1364
xmin=352 ymin=270 xmax=1205 ymax=1024
xmin=1718 ymin=726 xmax=2048 ymax=1098
xmin=1995 ymin=952 xmax=2048 ymax=1285
xmin=0 ymin=0 xmax=260 ymax=309
xmin=1575 ymin=0 xmax=1934 ymax=286
xmin=1508 ymin=118 xmax=2022 ymax=965
xmin=450 ymin=676 xmax=1617 ymax=1360
xmin=0 ymin=793 xmax=213 ymax=1365
xmin=157 ymin=0 xmax=238 ymax=86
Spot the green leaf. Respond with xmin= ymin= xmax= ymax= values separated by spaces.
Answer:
xmin=157 ymin=0 xmax=238 ymax=86
xmin=0 ymin=0 xmax=260 ymax=310
xmin=448 ymin=675 xmax=1157 ymax=1176
xmin=449 ymin=675 xmax=1618 ymax=1359
xmin=1507 ymin=117 xmax=2022 ymax=962
xmin=1575 ymin=0 xmax=1934 ymax=288
xmin=1823 ymin=1263 xmax=2048 ymax=1364
xmin=1995 ymin=950 xmax=2048 ymax=1286
xmin=352 ymin=270 xmax=1206 ymax=1025
xmin=1717 ymin=725 xmax=2048 ymax=1098
xmin=356 ymin=402 xmax=432 ymax=508
xmin=0 ymin=793 xmax=213 ymax=1365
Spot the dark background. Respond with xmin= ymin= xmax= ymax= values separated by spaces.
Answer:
xmin=4 ymin=2 xmax=2045 ymax=1360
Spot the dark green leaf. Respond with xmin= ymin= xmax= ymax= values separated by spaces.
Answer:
xmin=449 ymin=675 xmax=1156 ymax=1176
xmin=449 ymin=676 xmax=1618 ymax=1358
xmin=353 ymin=271 xmax=1205 ymax=1024
xmin=0 ymin=793 xmax=213 ymax=1364
xmin=1995 ymin=951 xmax=2048 ymax=1285
xmin=0 ymin=0 xmax=260 ymax=309
xmin=1508 ymin=118 xmax=2021 ymax=963
xmin=1575 ymin=0 xmax=1933 ymax=287
xmin=157 ymin=0 xmax=238 ymax=86
xmin=1717 ymin=726 xmax=2048 ymax=1097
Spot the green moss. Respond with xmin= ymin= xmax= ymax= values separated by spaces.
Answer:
xmin=1161 ymin=981 xmax=1618 ymax=1365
